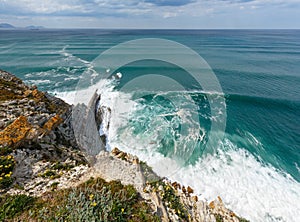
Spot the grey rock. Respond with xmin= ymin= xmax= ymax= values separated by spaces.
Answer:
xmin=72 ymin=91 xmax=105 ymax=157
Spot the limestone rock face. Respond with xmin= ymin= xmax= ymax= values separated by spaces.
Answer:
xmin=72 ymin=92 xmax=105 ymax=157
xmin=0 ymin=70 xmax=75 ymax=149
xmin=208 ymin=196 xmax=241 ymax=222
xmin=0 ymin=69 xmax=87 ymax=187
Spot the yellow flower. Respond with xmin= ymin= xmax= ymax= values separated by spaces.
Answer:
xmin=5 ymin=174 xmax=10 ymax=177
xmin=91 ymin=202 xmax=97 ymax=207
xmin=0 ymin=177 xmax=2 ymax=180
xmin=121 ymin=208 xmax=124 ymax=213
xmin=7 ymin=155 xmax=12 ymax=160
xmin=89 ymin=194 xmax=94 ymax=200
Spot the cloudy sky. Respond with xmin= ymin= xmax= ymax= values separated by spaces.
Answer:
xmin=0 ymin=0 xmax=299 ymax=28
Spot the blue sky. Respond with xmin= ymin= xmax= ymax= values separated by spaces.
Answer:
xmin=0 ymin=0 xmax=299 ymax=28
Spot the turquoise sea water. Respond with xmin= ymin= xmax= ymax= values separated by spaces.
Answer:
xmin=0 ymin=29 xmax=299 ymax=221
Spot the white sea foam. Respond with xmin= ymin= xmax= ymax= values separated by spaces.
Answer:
xmin=53 ymin=79 xmax=108 ymax=105
xmin=25 ymin=79 xmax=52 ymax=85
xmin=108 ymin=133 xmax=300 ymax=222
xmin=60 ymin=45 xmax=90 ymax=65
xmin=174 ymin=143 xmax=300 ymax=222
xmin=53 ymin=90 xmax=77 ymax=104
xmin=56 ymin=81 xmax=300 ymax=222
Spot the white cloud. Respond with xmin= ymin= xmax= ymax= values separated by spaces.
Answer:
xmin=0 ymin=0 xmax=300 ymax=28
xmin=163 ymin=12 xmax=178 ymax=18
xmin=0 ymin=0 xmax=86 ymax=14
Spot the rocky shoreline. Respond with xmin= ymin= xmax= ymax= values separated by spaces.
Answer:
xmin=0 ymin=69 xmax=248 ymax=221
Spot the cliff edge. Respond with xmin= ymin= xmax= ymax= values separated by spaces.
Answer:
xmin=0 ymin=70 xmax=248 ymax=222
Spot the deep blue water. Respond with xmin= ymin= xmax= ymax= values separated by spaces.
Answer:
xmin=0 ymin=29 xmax=299 ymax=221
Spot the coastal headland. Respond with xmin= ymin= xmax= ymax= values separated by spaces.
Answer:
xmin=0 ymin=69 xmax=248 ymax=221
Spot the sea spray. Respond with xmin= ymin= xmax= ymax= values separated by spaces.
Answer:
xmin=56 ymin=78 xmax=300 ymax=221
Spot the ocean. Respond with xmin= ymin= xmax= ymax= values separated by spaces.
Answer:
xmin=0 ymin=29 xmax=299 ymax=221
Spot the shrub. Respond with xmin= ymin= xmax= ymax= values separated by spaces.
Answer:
xmin=0 ymin=154 xmax=15 ymax=189
xmin=12 ymin=177 xmax=159 ymax=221
xmin=0 ymin=194 xmax=35 ymax=220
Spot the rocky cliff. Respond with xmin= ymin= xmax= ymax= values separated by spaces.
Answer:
xmin=0 ymin=70 xmax=248 ymax=222
xmin=0 ymin=69 xmax=87 ymax=189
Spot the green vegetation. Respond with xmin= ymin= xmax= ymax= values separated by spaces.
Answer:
xmin=0 ymin=147 xmax=12 ymax=156
xmin=238 ymin=216 xmax=250 ymax=222
xmin=0 ymin=150 xmax=15 ymax=189
xmin=51 ymin=162 xmax=74 ymax=171
xmin=214 ymin=213 xmax=250 ymax=222
xmin=140 ymin=160 xmax=160 ymax=183
xmin=0 ymin=194 xmax=35 ymax=220
xmin=151 ymin=180 xmax=188 ymax=221
xmin=39 ymin=169 xmax=60 ymax=179
xmin=50 ymin=181 xmax=59 ymax=191
xmin=141 ymin=160 xmax=189 ymax=221
xmin=0 ymin=177 xmax=160 ymax=221
xmin=215 ymin=214 xmax=224 ymax=222
xmin=38 ymin=162 xmax=76 ymax=180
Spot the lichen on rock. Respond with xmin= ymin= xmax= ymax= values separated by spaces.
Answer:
xmin=0 ymin=116 xmax=32 ymax=147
